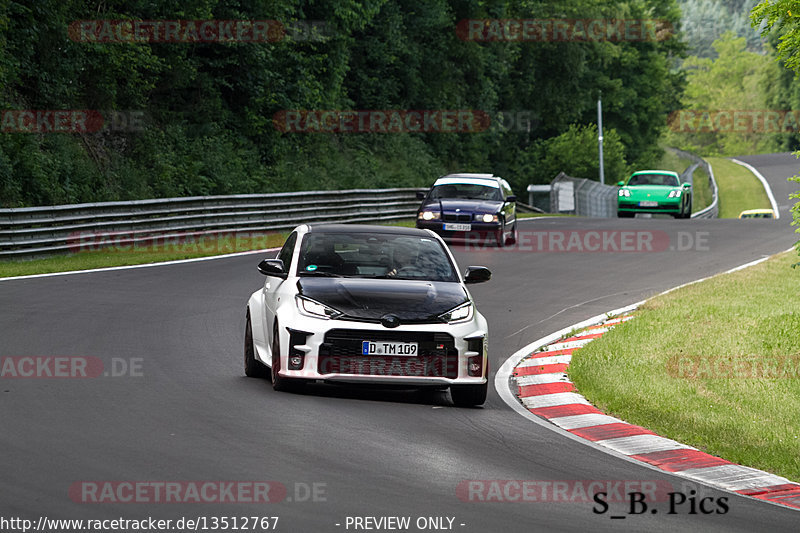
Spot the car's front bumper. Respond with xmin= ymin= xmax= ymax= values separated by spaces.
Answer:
xmin=416 ymin=220 xmax=502 ymax=241
xmin=259 ymin=311 xmax=489 ymax=386
xmin=617 ymin=198 xmax=681 ymax=214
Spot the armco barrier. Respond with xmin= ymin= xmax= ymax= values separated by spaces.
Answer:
xmin=0 ymin=188 xmax=427 ymax=259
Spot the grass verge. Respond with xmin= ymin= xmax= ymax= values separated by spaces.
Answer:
xmin=706 ymin=157 xmax=771 ymax=218
xmin=569 ymin=251 xmax=800 ymax=481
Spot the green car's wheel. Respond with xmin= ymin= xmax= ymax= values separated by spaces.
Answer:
xmin=617 ymin=211 xmax=634 ymax=218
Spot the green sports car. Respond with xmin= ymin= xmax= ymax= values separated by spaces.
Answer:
xmin=617 ymin=170 xmax=692 ymax=219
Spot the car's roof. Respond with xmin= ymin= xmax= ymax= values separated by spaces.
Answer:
xmin=306 ymin=223 xmax=432 ymax=236
xmin=630 ymin=170 xmax=680 ymax=176
xmin=442 ymin=173 xmax=496 ymax=179
xmin=434 ymin=175 xmax=501 ymax=188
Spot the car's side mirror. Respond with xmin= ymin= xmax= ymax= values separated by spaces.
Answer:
xmin=506 ymin=195 xmax=517 ymax=203
xmin=682 ymin=182 xmax=692 ymax=189
xmin=416 ymin=191 xmax=427 ymax=200
xmin=617 ymin=180 xmax=625 ymax=187
xmin=258 ymin=258 xmax=287 ymax=278
xmin=464 ymin=266 xmax=491 ymax=284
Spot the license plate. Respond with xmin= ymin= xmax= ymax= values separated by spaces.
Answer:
xmin=639 ymin=200 xmax=658 ymax=207
xmin=362 ymin=341 xmax=418 ymax=356
xmin=444 ymin=223 xmax=471 ymax=232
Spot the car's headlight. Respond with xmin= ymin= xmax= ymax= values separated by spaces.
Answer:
xmin=475 ymin=213 xmax=498 ymax=223
xmin=438 ymin=301 xmax=474 ymax=324
xmin=296 ymin=295 xmax=343 ymax=319
xmin=418 ymin=211 xmax=441 ymax=221
xmin=619 ymin=189 xmax=631 ymax=197
xmin=668 ymin=190 xmax=682 ymax=198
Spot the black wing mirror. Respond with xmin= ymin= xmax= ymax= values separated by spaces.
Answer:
xmin=506 ymin=195 xmax=517 ymax=203
xmin=464 ymin=266 xmax=492 ymax=284
xmin=258 ymin=259 xmax=287 ymax=278
xmin=416 ymin=191 xmax=427 ymax=200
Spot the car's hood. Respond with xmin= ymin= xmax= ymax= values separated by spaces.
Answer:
xmin=424 ymin=199 xmax=503 ymax=213
xmin=626 ymin=185 xmax=680 ymax=198
xmin=297 ymin=277 xmax=469 ymax=323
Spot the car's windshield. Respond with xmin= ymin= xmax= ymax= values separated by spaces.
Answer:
xmin=428 ymin=183 xmax=503 ymax=201
xmin=627 ymin=173 xmax=680 ymax=187
xmin=297 ymin=232 xmax=458 ymax=281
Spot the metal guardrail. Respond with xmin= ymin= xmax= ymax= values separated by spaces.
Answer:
xmin=0 ymin=188 xmax=427 ymax=259
xmin=549 ymin=172 xmax=618 ymax=217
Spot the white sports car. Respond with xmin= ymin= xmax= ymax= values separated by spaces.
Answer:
xmin=244 ymin=224 xmax=492 ymax=406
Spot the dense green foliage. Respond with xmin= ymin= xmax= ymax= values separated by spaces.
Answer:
xmin=0 ymin=0 xmax=685 ymax=207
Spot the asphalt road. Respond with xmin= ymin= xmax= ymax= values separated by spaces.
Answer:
xmin=1 ymin=153 xmax=798 ymax=532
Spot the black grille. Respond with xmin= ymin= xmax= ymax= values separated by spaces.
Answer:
xmin=442 ymin=213 xmax=472 ymax=222
xmin=318 ymin=329 xmax=458 ymax=378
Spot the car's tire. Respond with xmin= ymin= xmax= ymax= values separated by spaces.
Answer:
xmin=505 ymin=221 xmax=517 ymax=245
xmin=617 ymin=211 xmax=634 ymax=218
xmin=450 ymin=382 xmax=488 ymax=407
xmin=495 ymin=221 xmax=506 ymax=248
xmin=684 ymin=199 xmax=693 ymax=218
xmin=271 ymin=321 xmax=303 ymax=392
xmin=244 ymin=313 xmax=269 ymax=378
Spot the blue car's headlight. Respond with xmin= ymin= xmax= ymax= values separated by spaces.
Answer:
xmin=418 ymin=211 xmax=441 ymax=221
xmin=474 ymin=213 xmax=499 ymax=223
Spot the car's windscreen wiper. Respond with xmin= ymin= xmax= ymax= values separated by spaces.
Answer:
xmin=298 ymin=271 xmax=343 ymax=277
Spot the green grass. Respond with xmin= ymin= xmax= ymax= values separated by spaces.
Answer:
xmin=569 ymin=252 xmax=800 ymax=481
xmin=707 ymin=157 xmax=771 ymax=218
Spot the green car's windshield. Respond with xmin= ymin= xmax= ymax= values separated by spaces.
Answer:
xmin=627 ymin=174 xmax=680 ymax=187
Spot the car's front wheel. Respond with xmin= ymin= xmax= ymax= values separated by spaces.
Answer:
xmin=495 ymin=221 xmax=506 ymax=248
xmin=505 ymin=221 xmax=517 ymax=245
xmin=450 ymin=382 xmax=488 ymax=407
xmin=244 ymin=313 xmax=269 ymax=378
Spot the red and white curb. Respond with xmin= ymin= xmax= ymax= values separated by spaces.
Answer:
xmin=501 ymin=311 xmax=800 ymax=511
